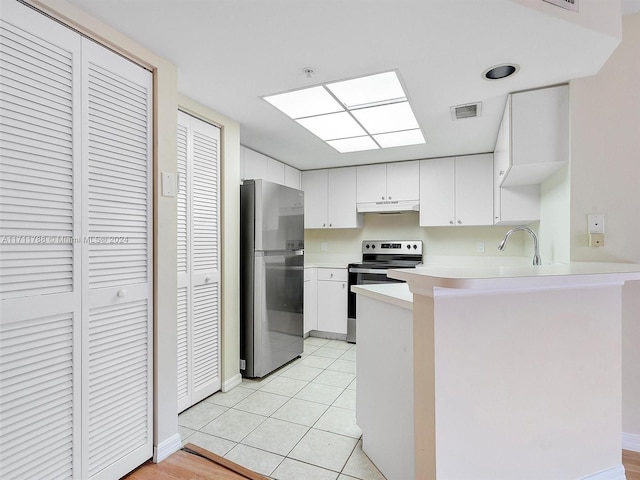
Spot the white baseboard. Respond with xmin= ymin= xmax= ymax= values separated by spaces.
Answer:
xmin=579 ymin=464 xmax=626 ymax=480
xmin=222 ymin=373 xmax=242 ymax=392
xmin=153 ymin=433 xmax=182 ymax=463
xmin=623 ymin=432 xmax=640 ymax=452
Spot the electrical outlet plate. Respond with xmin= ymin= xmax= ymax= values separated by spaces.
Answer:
xmin=589 ymin=233 xmax=605 ymax=247
xmin=588 ymin=214 xmax=605 ymax=234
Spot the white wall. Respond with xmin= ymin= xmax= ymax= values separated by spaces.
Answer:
xmin=537 ymin=165 xmax=571 ymax=264
xmin=568 ymin=12 xmax=640 ymax=440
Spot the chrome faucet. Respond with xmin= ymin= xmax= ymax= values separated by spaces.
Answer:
xmin=497 ymin=227 xmax=542 ymax=266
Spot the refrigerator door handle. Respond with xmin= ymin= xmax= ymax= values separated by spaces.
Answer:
xmin=258 ymin=249 xmax=304 ymax=257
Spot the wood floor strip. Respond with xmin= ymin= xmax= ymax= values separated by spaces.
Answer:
xmin=183 ymin=443 xmax=269 ymax=480
xmin=122 ymin=447 xmax=268 ymax=480
xmin=124 ymin=446 xmax=640 ymax=480
xmin=624 ymin=450 xmax=640 ymax=480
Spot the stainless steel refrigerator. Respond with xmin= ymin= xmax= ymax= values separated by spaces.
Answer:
xmin=240 ymin=179 xmax=304 ymax=378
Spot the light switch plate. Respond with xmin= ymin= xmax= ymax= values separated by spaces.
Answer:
xmin=161 ymin=172 xmax=175 ymax=197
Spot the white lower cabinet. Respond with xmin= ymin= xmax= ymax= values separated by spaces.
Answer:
xmin=303 ymin=267 xmax=317 ymax=335
xmin=316 ymin=268 xmax=348 ymax=335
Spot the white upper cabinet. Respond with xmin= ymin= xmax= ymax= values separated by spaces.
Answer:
xmin=302 ymin=167 xmax=362 ymax=229
xmin=496 ymin=85 xmax=569 ymax=187
xmin=265 ymin=157 xmax=284 ymax=184
xmin=284 ymin=164 xmax=301 ymax=189
xmin=356 ymin=161 xmax=420 ymax=204
xmin=241 ymin=146 xmax=268 ymax=180
xmin=420 ymin=154 xmax=493 ymax=227
xmin=240 ymin=145 xmax=301 ymax=188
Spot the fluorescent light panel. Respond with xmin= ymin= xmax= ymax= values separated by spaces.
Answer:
xmin=296 ymin=112 xmax=365 ymax=141
xmin=327 ymin=136 xmax=379 ymax=153
xmin=326 ymin=71 xmax=406 ymax=108
xmin=263 ymin=71 xmax=425 ymax=152
xmin=264 ymin=86 xmax=343 ymax=118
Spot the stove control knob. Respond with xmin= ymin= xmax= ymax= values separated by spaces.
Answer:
xmin=371 ymin=244 xmax=376 ymax=249
xmin=413 ymin=244 xmax=417 ymax=249
xmin=365 ymin=244 xmax=370 ymax=249
xmin=406 ymin=244 xmax=411 ymax=249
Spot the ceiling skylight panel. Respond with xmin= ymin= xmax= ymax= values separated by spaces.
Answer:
xmin=326 ymin=71 xmax=406 ymax=108
xmin=327 ymin=136 xmax=379 ymax=153
xmin=264 ymin=86 xmax=344 ymax=118
xmin=373 ymin=129 xmax=425 ymax=148
xmin=296 ymin=112 xmax=366 ymax=141
xmin=351 ymin=101 xmax=419 ymax=135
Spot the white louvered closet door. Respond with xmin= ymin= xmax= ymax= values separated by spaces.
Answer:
xmin=81 ymin=38 xmax=153 ymax=480
xmin=176 ymin=111 xmax=220 ymax=412
xmin=0 ymin=2 xmax=82 ymax=479
xmin=0 ymin=2 xmax=153 ymax=479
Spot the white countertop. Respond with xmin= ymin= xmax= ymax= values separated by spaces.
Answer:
xmin=351 ymin=283 xmax=413 ymax=310
xmin=389 ymin=262 xmax=640 ymax=294
xmin=304 ymin=263 xmax=349 ymax=269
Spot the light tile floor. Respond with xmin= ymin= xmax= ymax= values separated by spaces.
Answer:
xmin=179 ymin=337 xmax=387 ymax=480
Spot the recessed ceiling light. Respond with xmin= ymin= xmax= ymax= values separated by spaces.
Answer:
xmin=483 ymin=63 xmax=519 ymax=80
xmin=262 ymin=70 xmax=426 ymax=153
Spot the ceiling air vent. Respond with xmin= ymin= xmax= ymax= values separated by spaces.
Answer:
xmin=543 ymin=0 xmax=578 ymax=13
xmin=451 ymin=102 xmax=482 ymax=120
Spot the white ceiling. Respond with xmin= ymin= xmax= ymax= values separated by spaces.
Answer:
xmin=65 ymin=0 xmax=630 ymax=170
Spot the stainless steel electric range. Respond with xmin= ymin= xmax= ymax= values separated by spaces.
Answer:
xmin=347 ymin=240 xmax=423 ymax=343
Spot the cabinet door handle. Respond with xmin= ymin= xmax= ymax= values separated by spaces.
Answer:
xmin=457 ymin=220 xmax=462 ymax=224
xmin=381 ymin=196 xmax=385 ymax=200
xmin=329 ymin=223 xmax=332 ymax=227
xmin=323 ymin=223 xmax=326 ymax=227
xmin=449 ymin=220 xmax=454 ymax=225
xmin=117 ymin=289 xmax=127 ymax=298
xmin=388 ymin=196 xmax=392 ymax=200
xmin=204 ymin=275 xmax=212 ymax=283
xmin=330 ymin=273 xmax=334 ymax=278
xmin=342 ymin=283 xmax=345 ymax=289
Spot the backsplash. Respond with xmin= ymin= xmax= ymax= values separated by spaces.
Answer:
xmin=304 ymin=212 xmax=529 ymax=265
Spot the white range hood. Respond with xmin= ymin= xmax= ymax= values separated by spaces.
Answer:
xmin=356 ymin=200 xmax=420 ymax=214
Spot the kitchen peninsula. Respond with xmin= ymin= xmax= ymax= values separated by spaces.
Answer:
xmin=353 ymin=263 xmax=640 ymax=480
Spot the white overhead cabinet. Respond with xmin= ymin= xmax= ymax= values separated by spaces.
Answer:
xmin=176 ymin=112 xmax=221 ymax=413
xmin=302 ymin=167 xmax=362 ymax=229
xmin=420 ymin=154 xmax=493 ymax=226
xmin=496 ymin=85 xmax=569 ymax=187
xmin=493 ymin=85 xmax=568 ymax=225
xmin=240 ymin=146 xmax=301 ymax=189
xmin=356 ymin=161 xmax=420 ymax=211
xmin=0 ymin=2 xmax=153 ymax=478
